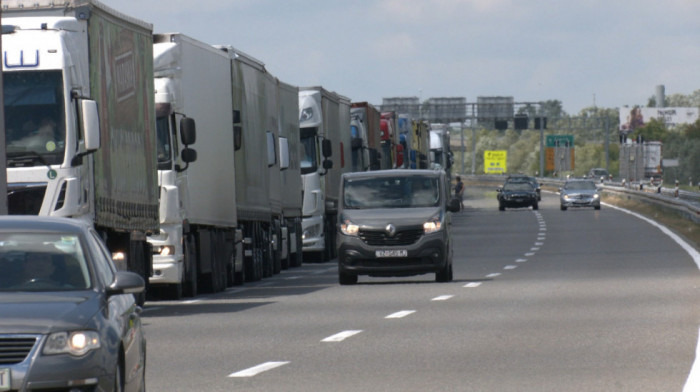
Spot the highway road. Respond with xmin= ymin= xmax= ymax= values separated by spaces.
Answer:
xmin=141 ymin=186 xmax=699 ymax=391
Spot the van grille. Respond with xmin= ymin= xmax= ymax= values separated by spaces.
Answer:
xmin=0 ymin=336 xmax=38 ymax=365
xmin=359 ymin=228 xmax=423 ymax=246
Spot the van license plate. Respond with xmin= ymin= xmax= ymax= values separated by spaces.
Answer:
xmin=376 ymin=250 xmax=407 ymax=258
xmin=0 ymin=368 xmax=10 ymax=391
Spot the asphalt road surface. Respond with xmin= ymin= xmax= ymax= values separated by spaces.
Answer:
xmin=142 ymin=186 xmax=700 ymax=392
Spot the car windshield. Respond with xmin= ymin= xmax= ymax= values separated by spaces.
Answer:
xmin=344 ymin=175 xmax=440 ymax=208
xmin=0 ymin=233 xmax=91 ymax=291
xmin=503 ymin=182 xmax=534 ymax=192
xmin=565 ymin=181 xmax=597 ymax=190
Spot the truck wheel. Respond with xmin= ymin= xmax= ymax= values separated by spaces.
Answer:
xmin=182 ymin=234 xmax=198 ymax=297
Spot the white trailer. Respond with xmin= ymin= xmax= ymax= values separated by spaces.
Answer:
xmin=299 ymin=87 xmax=352 ymax=262
xmin=150 ymin=33 xmax=241 ymax=298
xmin=2 ymin=0 xmax=158 ymax=298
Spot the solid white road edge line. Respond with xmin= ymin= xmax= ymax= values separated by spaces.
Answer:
xmin=322 ymin=330 xmax=363 ymax=342
xmin=684 ymin=326 xmax=700 ymax=392
xmin=228 ymin=361 xmax=290 ymax=378
xmin=602 ymin=202 xmax=700 ymax=390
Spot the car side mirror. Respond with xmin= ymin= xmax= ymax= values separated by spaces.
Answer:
xmin=107 ymin=271 xmax=145 ymax=297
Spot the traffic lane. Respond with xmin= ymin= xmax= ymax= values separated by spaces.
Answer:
xmin=451 ymin=188 xmax=699 ymax=390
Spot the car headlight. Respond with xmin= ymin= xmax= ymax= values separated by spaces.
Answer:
xmin=44 ymin=331 xmax=101 ymax=356
xmin=423 ymin=213 xmax=443 ymax=234
xmin=340 ymin=219 xmax=359 ymax=236
xmin=593 ymin=194 xmax=600 ymax=199
xmin=563 ymin=195 xmax=572 ymax=201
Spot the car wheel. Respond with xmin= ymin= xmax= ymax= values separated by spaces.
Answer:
xmin=498 ymin=203 xmax=505 ymax=211
xmin=114 ymin=361 xmax=124 ymax=392
xmin=594 ymin=205 xmax=601 ymax=210
xmin=560 ymin=205 xmax=567 ymax=211
xmin=532 ymin=202 xmax=539 ymax=210
xmin=339 ymin=270 xmax=358 ymax=285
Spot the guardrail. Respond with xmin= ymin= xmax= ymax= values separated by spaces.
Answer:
xmin=464 ymin=174 xmax=700 ymax=224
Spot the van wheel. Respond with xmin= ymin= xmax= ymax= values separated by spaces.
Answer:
xmin=339 ymin=271 xmax=357 ymax=285
xmin=436 ymin=262 xmax=452 ymax=282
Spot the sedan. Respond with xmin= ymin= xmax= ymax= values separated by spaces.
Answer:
xmin=497 ymin=182 xmax=539 ymax=210
xmin=560 ymin=179 xmax=601 ymax=210
xmin=0 ymin=216 xmax=146 ymax=392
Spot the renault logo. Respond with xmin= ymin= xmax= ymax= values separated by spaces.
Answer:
xmin=385 ymin=224 xmax=397 ymax=237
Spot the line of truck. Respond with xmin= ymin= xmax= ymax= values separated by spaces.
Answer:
xmin=1 ymin=0 xmax=453 ymax=299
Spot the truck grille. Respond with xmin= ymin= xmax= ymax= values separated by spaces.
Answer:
xmin=8 ymin=183 xmax=46 ymax=215
xmin=359 ymin=228 xmax=423 ymax=246
xmin=0 ymin=336 xmax=38 ymax=365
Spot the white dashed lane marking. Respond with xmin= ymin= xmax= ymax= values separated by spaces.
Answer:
xmin=432 ymin=295 xmax=454 ymax=301
xmin=228 ymin=361 xmax=289 ymax=378
xmin=386 ymin=310 xmax=416 ymax=319
xmin=322 ymin=330 xmax=363 ymax=342
xmin=464 ymin=282 xmax=482 ymax=288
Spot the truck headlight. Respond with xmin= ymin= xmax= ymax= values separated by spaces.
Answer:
xmin=340 ymin=219 xmax=359 ymax=236
xmin=44 ymin=331 xmax=101 ymax=356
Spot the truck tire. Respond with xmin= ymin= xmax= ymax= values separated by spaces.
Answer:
xmin=182 ymin=234 xmax=198 ymax=298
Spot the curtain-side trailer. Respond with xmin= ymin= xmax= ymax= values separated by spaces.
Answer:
xmin=2 ymin=0 xmax=158 ymax=299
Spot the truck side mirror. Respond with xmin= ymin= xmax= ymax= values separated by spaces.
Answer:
xmin=180 ymin=117 xmax=196 ymax=145
xmin=82 ymin=100 xmax=100 ymax=151
xmin=323 ymin=159 xmax=333 ymax=170
xmin=322 ymin=139 xmax=332 ymax=158
xmin=234 ymin=126 xmax=242 ymax=151
xmin=181 ymin=147 xmax=197 ymax=164
xmin=279 ymin=137 xmax=290 ymax=170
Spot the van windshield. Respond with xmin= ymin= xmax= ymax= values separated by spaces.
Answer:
xmin=343 ymin=175 xmax=440 ymax=209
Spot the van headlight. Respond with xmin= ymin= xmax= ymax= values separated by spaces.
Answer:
xmin=340 ymin=219 xmax=359 ymax=236
xmin=423 ymin=213 xmax=443 ymax=234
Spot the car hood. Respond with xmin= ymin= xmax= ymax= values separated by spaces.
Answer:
xmin=562 ymin=189 xmax=598 ymax=196
xmin=342 ymin=207 xmax=441 ymax=229
xmin=0 ymin=291 xmax=101 ymax=334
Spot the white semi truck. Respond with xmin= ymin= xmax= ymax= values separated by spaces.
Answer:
xmin=2 ymin=0 xmax=158 ymax=294
xmin=149 ymin=33 xmax=241 ymax=298
xmin=298 ymin=87 xmax=352 ymax=262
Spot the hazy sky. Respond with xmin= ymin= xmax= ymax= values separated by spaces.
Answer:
xmin=100 ymin=0 xmax=700 ymax=115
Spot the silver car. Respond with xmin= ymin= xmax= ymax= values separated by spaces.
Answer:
xmin=0 ymin=216 xmax=146 ymax=392
xmin=559 ymin=179 xmax=601 ymax=210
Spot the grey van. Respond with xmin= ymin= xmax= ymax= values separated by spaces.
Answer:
xmin=336 ymin=169 xmax=460 ymax=285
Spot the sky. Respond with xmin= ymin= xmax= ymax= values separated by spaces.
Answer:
xmin=99 ymin=0 xmax=700 ymax=115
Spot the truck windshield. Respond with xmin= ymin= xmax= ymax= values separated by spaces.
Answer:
xmin=344 ymin=176 xmax=440 ymax=209
xmin=3 ymin=71 xmax=65 ymax=166
xmin=155 ymin=116 xmax=172 ymax=170
xmin=300 ymin=127 xmax=318 ymax=175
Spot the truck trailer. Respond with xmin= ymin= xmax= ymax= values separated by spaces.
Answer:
xmin=150 ymin=33 xmax=241 ymax=298
xmin=299 ymin=87 xmax=352 ymax=262
xmin=350 ymin=102 xmax=382 ymax=171
xmin=2 ymin=0 xmax=158 ymax=296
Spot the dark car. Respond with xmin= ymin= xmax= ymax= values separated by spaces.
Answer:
xmin=336 ymin=169 xmax=460 ymax=285
xmin=505 ymin=174 xmax=541 ymax=201
xmin=497 ymin=181 xmax=539 ymax=210
xmin=0 ymin=216 xmax=146 ymax=392
xmin=559 ymin=179 xmax=601 ymax=210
